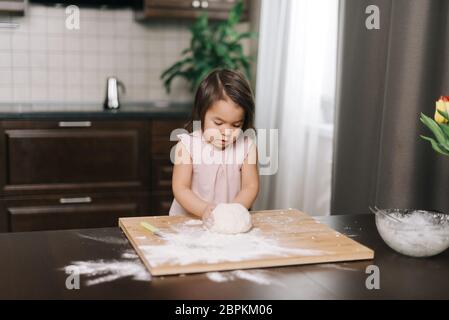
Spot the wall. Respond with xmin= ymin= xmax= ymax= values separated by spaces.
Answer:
xmin=0 ymin=4 xmax=251 ymax=104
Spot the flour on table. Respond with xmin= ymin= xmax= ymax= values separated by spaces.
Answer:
xmin=206 ymin=270 xmax=285 ymax=286
xmin=121 ymin=251 xmax=139 ymax=259
xmin=77 ymin=233 xmax=129 ymax=245
xmin=62 ymin=250 xmax=151 ymax=286
xmin=206 ymin=272 xmax=229 ymax=283
xmin=317 ymin=263 xmax=359 ymax=272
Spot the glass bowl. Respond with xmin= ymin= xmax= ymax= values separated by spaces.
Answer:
xmin=374 ymin=208 xmax=449 ymax=257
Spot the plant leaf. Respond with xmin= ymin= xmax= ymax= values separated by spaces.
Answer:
xmin=227 ymin=0 xmax=243 ymax=26
xmin=439 ymin=123 xmax=449 ymax=137
xmin=437 ymin=109 xmax=449 ymax=121
xmin=420 ymin=113 xmax=449 ymax=151
xmin=420 ymin=135 xmax=449 ymax=156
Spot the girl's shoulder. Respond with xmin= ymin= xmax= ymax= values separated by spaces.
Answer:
xmin=176 ymin=129 xmax=202 ymax=142
xmin=176 ymin=130 xmax=203 ymax=156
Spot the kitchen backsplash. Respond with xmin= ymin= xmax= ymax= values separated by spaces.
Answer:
xmin=0 ymin=4 xmax=250 ymax=104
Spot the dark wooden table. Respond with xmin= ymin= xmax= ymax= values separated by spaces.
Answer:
xmin=0 ymin=214 xmax=448 ymax=299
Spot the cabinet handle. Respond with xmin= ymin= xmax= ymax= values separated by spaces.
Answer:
xmin=192 ymin=0 xmax=200 ymax=8
xmin=58 ymin=121 xmax=92 ymax=127
xmin=59 ymin=197 xmax=92 ymax=204
xmin=201 ymin=1 xmax=209 ymax=8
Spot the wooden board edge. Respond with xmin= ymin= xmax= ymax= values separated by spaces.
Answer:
xmin=119 ymin=218 xmax=157 ymax=276
xmin=148 ymin=251 xmax=375 ymax=276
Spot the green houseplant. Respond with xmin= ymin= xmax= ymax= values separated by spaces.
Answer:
xmin=160 ymin=0 xmax=256 ymax=94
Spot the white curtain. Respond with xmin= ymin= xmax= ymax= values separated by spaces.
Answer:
xmin=253 ymin=0 xmax=339 ymax=216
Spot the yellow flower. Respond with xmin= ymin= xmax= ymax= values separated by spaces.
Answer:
xmin=434 ymin=96 xmax=449 ymax=124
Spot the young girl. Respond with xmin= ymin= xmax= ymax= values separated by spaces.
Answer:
xmin=169 ymin=69 xmax=259 ymax=224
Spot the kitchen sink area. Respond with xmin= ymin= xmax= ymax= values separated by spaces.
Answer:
xmin=0 ymin=101 xmax=191 ymax=118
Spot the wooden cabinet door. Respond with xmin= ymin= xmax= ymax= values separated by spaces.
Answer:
xmin=150 ymin=192 xmax=174 ymax=216
xmin=148 ymin=119 xmax=185 ymax=215
xmin=146 ymin=0 xmax=247 ymax=11
xmin=206 ymin=0 xmax=241 ymax=11
xmin=139 ymin=0 xmax=249 ymax=21
xmin=151 ymin=156 xmax=174 ymax=191
xmin=147 ymin=0 xmax=195 ymax=9
xmin=0 ymin=193 xmax=151 ymax=232
xmin=0 ymin=120 xmax=150 ymax=196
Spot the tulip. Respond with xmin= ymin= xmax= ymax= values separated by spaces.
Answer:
xmin=434 ymin=96 xmax=449 ymax=124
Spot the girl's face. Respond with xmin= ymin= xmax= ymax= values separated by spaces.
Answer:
xmin=203 ymin=96 xmax=245 ymax=149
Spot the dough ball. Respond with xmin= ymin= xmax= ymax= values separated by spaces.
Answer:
xmin=208 ymin=203 xmax=252 ymax=234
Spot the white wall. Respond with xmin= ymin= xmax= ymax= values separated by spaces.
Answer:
xmin=0 ymin=4 xmax=250 ymax=104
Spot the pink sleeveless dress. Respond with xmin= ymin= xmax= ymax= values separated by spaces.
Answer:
xmin=169 ymin=129 xmax=254 ymax=216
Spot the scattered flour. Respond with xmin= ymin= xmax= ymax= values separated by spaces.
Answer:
xmin=185 ymin=219 xmax=203 ymax=226
xmin=206 ymin=272 xmax=229 ymax=283
xmin=206 ymin=270 xmax=285 ymax=287
xmin=317 ymin=263 xmax=359 ymax=272
xmin=65 ymin=233 xmax=150 ymax=286
xmin=77 ymin=233 xmax=129 ymax=245
xmin=121 ymin=251 xmax=139 ymax=259
xmin=232 ymin=270 xmax=276 ymax=285
xmin=139 ymin=224 xmax=325 ymax=267
xmin=62 ymin=250 xmax=151 ymax=286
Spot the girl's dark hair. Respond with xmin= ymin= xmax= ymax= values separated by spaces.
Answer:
xmin=186 ymin=69 xmax=255 ymax=132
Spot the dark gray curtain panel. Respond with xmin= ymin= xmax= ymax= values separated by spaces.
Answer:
xmin=332 ymin=0 xmax=449 ymax=214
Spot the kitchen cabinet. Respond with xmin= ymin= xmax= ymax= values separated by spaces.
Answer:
xmin=134 ymin=0 xmax=249 ymax=21
xmin=149 ymin=119 xmax=185 ymax=215
xmin=0 ymin=114 xmax=189 ymax=232
xmin=0 ymin=0 xmax=26 ymax=15
xmin=1 ymin=192 xmax=149 ymax=232
xmin=0 ymin=120 xmax=149 ymax=196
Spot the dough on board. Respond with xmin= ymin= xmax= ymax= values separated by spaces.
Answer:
xmin=208 ymin=203 xmax=252 ymax=234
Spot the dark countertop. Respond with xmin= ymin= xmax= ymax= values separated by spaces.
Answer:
xmin=0 ymin=102 xmax=191 ymax=120
xmin=0 ymin=214 xmax=448 ymax=299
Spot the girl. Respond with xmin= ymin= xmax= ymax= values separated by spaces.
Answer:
xmin=169 ymin=69 xmax=259 ymax=224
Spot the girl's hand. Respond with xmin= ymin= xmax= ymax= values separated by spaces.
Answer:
xmin=202 ymin=203 xmax=216 ymax=229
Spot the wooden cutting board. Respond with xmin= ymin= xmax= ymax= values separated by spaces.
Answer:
xmin=119 ymin=209 xmax=374 ymax=276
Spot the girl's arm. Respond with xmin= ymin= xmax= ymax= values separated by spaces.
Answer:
xmin=233 ymin=143 xmax=259 ymax=209
xmin=172 ymin=142 xmax=212 ymax=218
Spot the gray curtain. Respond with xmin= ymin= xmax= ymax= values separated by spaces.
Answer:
xmin=332 ymin=0 xmax=449 ymax=215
